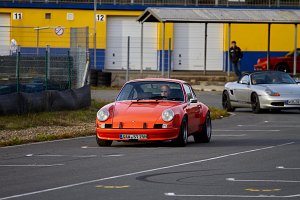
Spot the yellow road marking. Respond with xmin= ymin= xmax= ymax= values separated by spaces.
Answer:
xmin=245 ymin=188 xmax=281 ymax=192
xmin=95 ymin=185 xmax=130 ymax=189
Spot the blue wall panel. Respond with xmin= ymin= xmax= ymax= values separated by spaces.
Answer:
xmin=224 ymin=51 xmax=288 ymax=73
xmin=158 ymin=50 xmax=172 ymax=72
xmin=89 ymin=49 xmax=105 ymax=70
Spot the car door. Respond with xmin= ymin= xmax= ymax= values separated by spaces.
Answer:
xmin=183 ymin=84 xmax=200 ymax=134
xmin=234 ymin=75 xmax=252 ymax=105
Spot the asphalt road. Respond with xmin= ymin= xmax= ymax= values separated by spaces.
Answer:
xmin=1 ymin=92 xmax=300 ymax=200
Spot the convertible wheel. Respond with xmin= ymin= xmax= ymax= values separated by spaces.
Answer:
xmin=96 ymin=136 xmax=112 ymax=147
xmin=173 ymin=118 xmax=188 ymax=147
xmin=194 ymin=113 xmax=212 ymax=143
xmin=222 ymin=91 xmax=235 ymax=112
xmin=251 ymin=93 xmax=261 ymax=113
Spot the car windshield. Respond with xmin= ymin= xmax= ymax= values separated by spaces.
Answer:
xmin=251 ymin=71 xmax=296 ymax=85
xmin=116 ymin=81 xmax=184 ymax=102
xmin=285 ymin=49 xmax=300 ymax=57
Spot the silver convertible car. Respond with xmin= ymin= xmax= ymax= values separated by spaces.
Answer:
xmin=222 ymin=71 xmax=300 ymax=113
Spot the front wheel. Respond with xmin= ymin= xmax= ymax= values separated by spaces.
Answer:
xmin=194 ymin=113 xmax=212 ymax=143
xmin=96 ymin=136 xmax=112 ymax=147
xmin=222 ymin=91 xmax=235 ymax=112
xmin=251 ymin=93 xmax=261 ymax=113
xmin=173 ymin=118 xmax=188 ymax=147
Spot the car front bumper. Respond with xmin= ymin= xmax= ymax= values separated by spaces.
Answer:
xmin=259 ymin=95 xmax=300 ymax=109
xmin=96 ymin=128 xmax=180 ymax=141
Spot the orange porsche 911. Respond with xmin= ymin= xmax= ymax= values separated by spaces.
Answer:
xmin=95 ymin=78 xmax=212 ymax=147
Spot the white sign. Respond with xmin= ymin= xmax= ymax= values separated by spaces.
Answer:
xmin=96 ymin=14 xmax=105 ymax=22
xmin=54 ymin=26 xmax=64 ymax=36
xmin=13 ymin=13 xmax=22 ymax=20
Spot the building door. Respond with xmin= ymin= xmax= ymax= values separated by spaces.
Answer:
xmin=0 ymin=13 xmax=10 ymax=56
xmin=173 ymin=23 xmax=223 ymax=71
xmin=105 ymin=16 xmax=158 ymax=70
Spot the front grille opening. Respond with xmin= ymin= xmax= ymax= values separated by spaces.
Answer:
xmin=271 ymin=102 xmax=284 ymax=106
xmin=105 ymin=124 xmax=112 ymax=128
xmin=154 ymin=124 xmax=162 ymax=129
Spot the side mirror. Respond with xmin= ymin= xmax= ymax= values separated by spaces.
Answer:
xmin=190 ymin=98 xmax=198 ymax=103
xmin=294 ymin=78 xmax=300 ymax=85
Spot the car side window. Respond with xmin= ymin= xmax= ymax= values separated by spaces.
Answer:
xmin=183 ymin=84 xmax=194 ymax=102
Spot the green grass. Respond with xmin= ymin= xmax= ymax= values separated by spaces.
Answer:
xmin=209 ymin=107 xmax=230 ymax=120
xmin=0 ymin=100 xmax=108 ymax=130
xmin=0 ymin=101 xmax=229 ymax=146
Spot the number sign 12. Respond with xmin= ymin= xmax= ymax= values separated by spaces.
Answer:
xmin=13 ymin=13 xmax=23 ymax=20
xmin=96 ymin=14 xmax=105 ymax=22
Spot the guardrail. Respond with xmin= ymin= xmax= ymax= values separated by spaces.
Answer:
xmin=1 ymin=0 xmax=300 ymax=7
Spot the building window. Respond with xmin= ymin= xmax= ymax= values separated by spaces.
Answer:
xmin=45 ymin=13 xmax=51 ymax=19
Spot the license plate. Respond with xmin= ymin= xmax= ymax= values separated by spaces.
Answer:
xmin=287 ymin=99 xmax=300 ymax=105
xmin=120 ymin=134 xmax=147 ymax=140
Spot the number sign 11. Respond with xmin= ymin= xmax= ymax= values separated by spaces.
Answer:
xmin=13 ymin=13 xmax=23 ymax=20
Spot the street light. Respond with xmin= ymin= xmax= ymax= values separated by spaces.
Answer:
xmin=94 ymin=0 xmax=97 ymax=69
xmin=34 ymin=26 xmax=50 ymax=55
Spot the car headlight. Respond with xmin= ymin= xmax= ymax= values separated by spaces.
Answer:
xmin=265 ymin=88 xmax=280 ymax=96
xmin=97 ymin=108 xmax=110 ymax=121
xmin=162 ymin=109 xmax=174 ymax=122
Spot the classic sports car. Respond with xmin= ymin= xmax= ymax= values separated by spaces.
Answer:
xmin=222 ymin=71 xmax=300 ymax=113
xmin=96 ymin=78 xmax=211 ymax=147
xmin=254 ymin=48 xmax=300 ymax=73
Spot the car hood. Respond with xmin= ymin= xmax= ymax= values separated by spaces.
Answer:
xmin=258 ymin=57 xmax=286 ymax=63
xmin=256 ymin=84 xmax=300 ymax=95
xmin=112 ymin=100 xmax=181 ymax=128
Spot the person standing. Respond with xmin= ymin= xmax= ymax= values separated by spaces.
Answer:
xmin=229 ymin=41 xmax=243 ymax=79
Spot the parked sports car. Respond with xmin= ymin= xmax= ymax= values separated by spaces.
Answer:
xmin=254 ymin=48 xmax=300 ymax=73
xmin=96 ymin=78 xmax=211 ymax=147
xmin=222 ymin=71 xmax=300 ymax=113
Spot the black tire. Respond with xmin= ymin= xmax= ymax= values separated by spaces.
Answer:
xmin=96 ymin=136 xmax=112 ymax=147
xmin=173 ymin=118 xmax=188 ymax=147
xmin=251 ymin=93 xmax=261 ymax=113
xmin=194 ymin=113 xmax=212 ymax=143
xmin=276 ymin=63 xmax=289 ymax=73
xmin=222 ymin=91 xmax=235 ymax=112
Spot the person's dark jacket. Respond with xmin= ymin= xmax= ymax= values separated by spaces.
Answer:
xmin=229 ymin=46 xmax=243 ymax=63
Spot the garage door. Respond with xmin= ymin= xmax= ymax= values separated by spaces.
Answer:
xmin=0 ymin=13 xmax=10 ymax=56
xmin=105 ymin=16 xmax=158 ymax=70
xmin=173 ymin=23 xmax=223 ymax=71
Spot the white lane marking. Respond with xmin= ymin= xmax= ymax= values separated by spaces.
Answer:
xmin=81 ymin=146 xmax=99 ymax=149
xmin=25 ymin=154 xmax=97 ymax=158
xmin=214 ymin=134 xmax=246 ymax=137
xmin=237 ymin=125 xmax=257 ymax=127
xmin=226 ymin=178 xmax=300 ymax=183
xmin=164 ymin=192 xmax=300 ymax=198
xmin=102 ymin=154 xmax=124 ymax=158
xmin=0 ymin=164 xmax=64 ymax=167
xmin=0 ymin=136 xmax=95 ymax=149
xmin=277 ymin=166 xmax=300 ymax=170
xmin=214 ymin=130 xmax=280 ymax=132
xmin=0 ymin=142 xmax=294 ymax=200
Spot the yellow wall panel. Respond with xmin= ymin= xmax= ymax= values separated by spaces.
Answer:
xmin=0 ymin=8 xmax=142 ymax=49
xmin=157 ymin=23 xmax=174 ymax=50
xmin=224 ymin=23 xmax=300 ymax=52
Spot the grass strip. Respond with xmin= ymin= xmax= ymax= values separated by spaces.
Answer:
xmin=0 ymin=101 xmax=229 ymax=146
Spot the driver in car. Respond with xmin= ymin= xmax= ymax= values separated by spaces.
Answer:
xmin=160 ymin=85 xmax=171 ymax=98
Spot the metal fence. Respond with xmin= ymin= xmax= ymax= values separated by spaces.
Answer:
xmin=1 ymin=0 xmax=300 ymax=7
xmin=0 ymin=26 xmax=89 ymax=95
